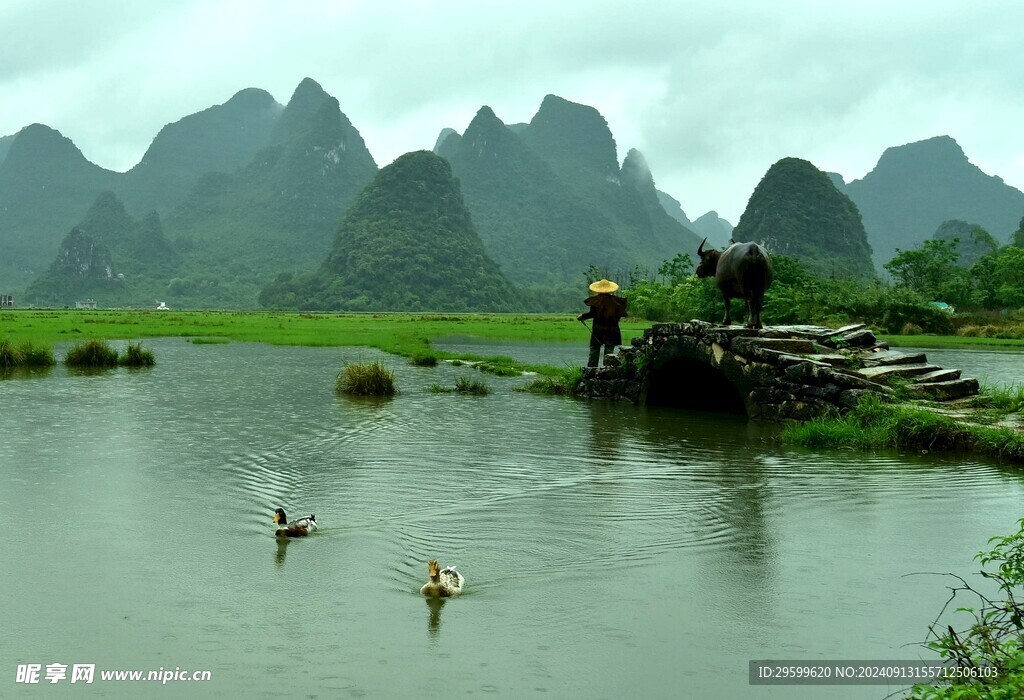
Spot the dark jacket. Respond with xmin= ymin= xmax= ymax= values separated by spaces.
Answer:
xmin=580 ymin=294 xmax=628 ymax=346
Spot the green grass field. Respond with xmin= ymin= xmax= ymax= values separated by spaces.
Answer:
xmin=881 ymin=333 xmax=1024 ymax=350
xmin=0 ymin=310 xmax=651 ymax=374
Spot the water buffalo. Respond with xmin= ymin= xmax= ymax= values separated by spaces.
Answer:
xmin=695 ymin=238 xmax=774 ymax=329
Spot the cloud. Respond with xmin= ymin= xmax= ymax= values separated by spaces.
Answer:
xmin=1 ymin=0 xmax=1022 ymax=221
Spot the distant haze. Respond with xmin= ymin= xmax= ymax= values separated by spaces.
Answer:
xmin=2 ymin=0 xmax=1022 ymax=222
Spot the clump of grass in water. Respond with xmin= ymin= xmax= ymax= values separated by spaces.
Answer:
xmin=188 ymin=337 xmax=230 ymax=345
xmin=0 ymin=339 xmax=56 ymax=370
xmin=20 ymin=342 xmax=56 ymax=368
xmin=427 ymin=383 xmax=454 ymax=393
xmin=119 ymin=341 xmax=155 ymax=367
xmin=64 ymin=339 xmax=119 ymax=368
xmin=454 ymin=376 xmax=490 ymax=395
xmin=336 ymin=360 xmax=397 ymax=396
xmin=516 ymin=367 xmax=584 ymax=396
xmin=410 ymin=352 xmax=438 ymax=367
xmin=0 ymin=338 xmax=25 ymax=369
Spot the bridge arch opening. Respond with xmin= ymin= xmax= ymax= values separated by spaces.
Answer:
xmin=644 ymin=357 xmax=747 ymax=415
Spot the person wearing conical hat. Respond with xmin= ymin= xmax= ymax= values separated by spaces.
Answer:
xmin=577 ymin=279 xmax=628 ymax=368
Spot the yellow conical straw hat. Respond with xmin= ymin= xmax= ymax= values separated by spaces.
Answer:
xmin=588 ymin=279 xmax=619 ymax=294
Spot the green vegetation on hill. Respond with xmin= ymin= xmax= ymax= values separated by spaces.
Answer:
xmin=625 ymin=252 xmax=954 ymax=334
xmin=847 ymin=135 xmax=1024 ymax=268
xmin=22 ymin=192 xmax=179 ymax=307
xmin=166 ymin=79 xmax=378 ymax=307
xmin=690 ymin=210 xmax=734 ymax=249
xmin=0 ymin=124 xmax=120 ymax=289
xmin=261 ymin=151 xmax=521 ymax=311
xmin=0 ymin=79 xmax=375 ymax=309
xmin=437 ymin=96 xmax=701 ymax=290
xmin=732 ymin=157 xmax=875 ymax=278
xmin=886 ymin=234 xmax=1024 ymax=310
xmin=23 ymin=228 xmax=126 ymax=306
xmin=931 ymin=219 xmax=999 ymax=267
xmin=519 ymin=94 xmax=621 ymax=181
xmin=438 ymin=106 xmax=618 ymax=287
xmin=0 ymin=133 xmax=13 ymax=164
xmin=121 ymin=88 xmax=283 ymax=217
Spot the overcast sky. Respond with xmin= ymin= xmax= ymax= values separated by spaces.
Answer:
xmin=2 ymin=0 xmax=1022 ymax=223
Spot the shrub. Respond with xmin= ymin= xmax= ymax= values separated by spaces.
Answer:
xmin=901 ymin=322 xmax=924 ymax=335
xmin=64 ymin=339 xmax=119 ymax=368
xmin=119 ymin=342 xmax=155 ymax=367
xmin=335 ymin=360 xmax=397 ymax=396
xmin=909 ymin=520 xmax=1024 ymax=699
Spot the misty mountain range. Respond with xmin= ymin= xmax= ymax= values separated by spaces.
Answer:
xmin=1 ymin=77 xmax=1022 ymax=309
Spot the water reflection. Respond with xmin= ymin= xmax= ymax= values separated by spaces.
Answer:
xmin=586 ymin=401 xmax=628 ymax=462
xmin=275 ymin=539 xmax=288 ymax=568
xmin=425 ymin=596 xmax=445 ymax=639
xmin=0 ymin=366 xmax=54 ymax=380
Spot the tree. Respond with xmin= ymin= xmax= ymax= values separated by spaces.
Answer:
xmin=1011 ymin=215 xmax=1024 ymax=248
xmin=995 ymin=247 xmax=1024 ymax=309
xmin=657 ymin=253 xmax=694 ymax=286
xmin=884 ymin=239 xmax=969 ymax=305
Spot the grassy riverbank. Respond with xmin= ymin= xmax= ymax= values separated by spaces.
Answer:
xmin=882 ymin=333 xmax=1024 ymax=350
xmin=0 ymin=309 xmax=651 ymax=376
xmin=781 ymin=394 xmax=1024 ymax=463
xmin=7 ymin=309 xmax=1023 ymax=352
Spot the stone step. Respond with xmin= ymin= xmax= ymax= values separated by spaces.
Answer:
xmin=733 ymin=337 xmax=819 ymax=356
xmin=832 ymin=323 xmax=867 ymax=335
xmin=864 ymin=350 xmax=928 ymax=366
xmin=805 ymin=354 xmax=853 ymax=367
xmin=913 ymin=368 xmax=961 ymax=384
xmin=839 ymin=328 xmax=877 ymax=348
xmin=907 ymin=378 xmax=980 ymax=401
xmin=854 ymin=363 xmax=941 ymax=380
xmin=770 ymin=325 xmax=837 ymax=338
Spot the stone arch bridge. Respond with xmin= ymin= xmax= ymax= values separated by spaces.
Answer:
xmin=576 ymin=321 xmax=979 ymax=421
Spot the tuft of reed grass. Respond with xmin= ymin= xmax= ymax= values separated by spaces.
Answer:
xmin=0 ymin=338 xmax=25 ymax=370
xmin=64 ymin=339 xmax=119 ymax=368
xmin=978 ymin=383 xmax=1024 ymax=414
xmin=1 ymin=339 xmax=57 ymax=371
xmin=427 ymin=383 xmax=454 ymax=393
xmin=188 ymin=337 xmax=230 ymax=344
xmin=410 ymin=352 xmax=439 ymax=367
xmin=20 ymin=342 xmax=56 ymax=368
xmin=336 ymin=360 xmax=397 ymax=396
xmin=454 ymin=376 xmax=490 ymax=395
xmin=119 ymin=341 xmax=156 ymax=367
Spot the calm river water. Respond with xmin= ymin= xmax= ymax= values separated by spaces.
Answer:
xmin=2 ymin=338 xmax=1023 ymax=699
